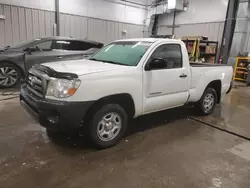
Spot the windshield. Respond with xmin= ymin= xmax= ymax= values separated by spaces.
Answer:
xmin=10 ymin=39 xmax=41 ymax=49
xmin=90 ymin=41 xmax=152 ymax=66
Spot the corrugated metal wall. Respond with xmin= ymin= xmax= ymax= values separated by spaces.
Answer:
xmin=60 ymin=13 xmax=143 ymax=44
xmin=0 ymin=4 xmax=55 ymax=47
xmin=157 ymin=21 xmax=225 ymax=42
xmin=244 ymin=21 xmax=250 ymax=53
xmin=0 ymin=3 xmax=144 ymax=47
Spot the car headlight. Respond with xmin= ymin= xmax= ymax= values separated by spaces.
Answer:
xmin=46 ymin=78 xmax=81 ymax=98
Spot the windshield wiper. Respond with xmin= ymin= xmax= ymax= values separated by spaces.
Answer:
xmin=101 ymin=60 xmax=130 ymax=66
xmin=89 ymin=58 xmax=100 ymax=61
xmin=89 ymin=58 xmax=130 ymax=66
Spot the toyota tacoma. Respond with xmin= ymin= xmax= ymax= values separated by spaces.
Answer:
xmin=20 ymin=38 xmax=233 ymax=149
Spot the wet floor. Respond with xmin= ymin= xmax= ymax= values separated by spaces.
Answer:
xmin=0 ymin=87 xmax=250 ymax=188
xmin=196 ymin=86 xmax=250 ymax=138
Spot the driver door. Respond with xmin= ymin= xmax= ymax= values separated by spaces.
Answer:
xmin=143 ymin=44 xmax=190 ymax=114
xmin=25 ymin=40 xmax=59 ymax=70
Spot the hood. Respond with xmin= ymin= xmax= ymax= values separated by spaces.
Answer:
xmin=0 ymin=48 xmax=24 ymax=56
xmin=42 ymin=59 xmax=130 ymax=76
xmin=0 ymin=49 xmax=25 ymax=62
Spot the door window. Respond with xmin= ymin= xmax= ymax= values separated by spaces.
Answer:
xmin=52 ymin=40 xmax=99 ymax=51
xmin=68 ymin=41 xmax=102 ymax=51
xmin=149 ymin=44 xmax=183 ymax=69
xmin=35 ymin=41 xmax=52 ymax=51
xmin=69 ymin=41 xmax=89 ymax=51
xmin=52 ymin=40 xmax=71 ymax=50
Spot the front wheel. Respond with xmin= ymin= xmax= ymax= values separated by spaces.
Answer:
xmin=0 ymin=62 xmax=21 ymax=88
xmin=85 ymin=104 xmax=128 ymax=149
xmin=197 ymin=88 xmax=217 ymax=115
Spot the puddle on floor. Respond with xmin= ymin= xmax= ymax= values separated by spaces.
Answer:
xmin=228 ymin=142 xmax=250 ymax=162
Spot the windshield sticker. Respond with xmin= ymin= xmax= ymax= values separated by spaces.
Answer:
xmin=139 ymin=42 xmax=152 ymax=47
xmin=132 ymin=42 xmax=142 ymax=48
xmin=57 ymin=41 xmax=70 ymax=44
xmin=105 ymin=44 xmax=114 ymax=52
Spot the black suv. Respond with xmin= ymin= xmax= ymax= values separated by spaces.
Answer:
xmin=0 ymin=37 xmax=103 ymax=88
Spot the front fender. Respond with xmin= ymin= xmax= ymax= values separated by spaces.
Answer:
xmin=47 ymin=69 xmax=143 ymax=117
xmin=0 ymin=54 xmax=26 ymax=77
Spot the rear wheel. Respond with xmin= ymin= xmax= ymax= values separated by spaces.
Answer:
xmin=197 ymin=88 xmax=217 ymax=115
xmin=0 ymin=62 xmax=21 ymax=88
xmin=85 ymin=104 xmax=128 ymax=149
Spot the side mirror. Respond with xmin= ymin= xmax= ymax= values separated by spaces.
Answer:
xmin=146 ymin=58 xmax=166 ymax=71
xmin=25 ymin=47 xmax=37 ymax=54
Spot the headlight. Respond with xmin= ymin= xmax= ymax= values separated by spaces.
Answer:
xmin=46 ymin=78 xmax=81 ymax=98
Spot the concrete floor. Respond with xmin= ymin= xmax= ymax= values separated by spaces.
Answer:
xmin=0 ymin=87 xmax=250 ymax=188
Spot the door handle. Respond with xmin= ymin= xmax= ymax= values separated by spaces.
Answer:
xmin=57 ymin=56 xmax=63 ymax=59
xmin=179 ymin=74 xmax=187 ymax=78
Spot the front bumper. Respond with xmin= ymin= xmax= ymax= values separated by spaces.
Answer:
xmin=20 ymin=85 xmax=94 ymax=132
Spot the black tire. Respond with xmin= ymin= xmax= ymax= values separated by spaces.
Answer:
xmin=197 ymin=87 xmax=217 ymax=116
xmin=46 ymin=128 xmax=60 ymax=137
xmin=85 ymin=104 xmax=128 ymax=149
xmin=0 ymin=62 xmax=22 ymax=88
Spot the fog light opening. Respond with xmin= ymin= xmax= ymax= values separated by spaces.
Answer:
xmin=47 ymin=116 xmax=59 ymax=124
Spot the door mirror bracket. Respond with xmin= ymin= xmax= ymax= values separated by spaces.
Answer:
xmin=145 ymin=58 xmax=167 ymax=71
xmin=25 ymin=47 xmax=37 ymax=54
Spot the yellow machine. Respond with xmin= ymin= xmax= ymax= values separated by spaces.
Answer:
xmin=233 ymin=57 xmax=250 ymax=81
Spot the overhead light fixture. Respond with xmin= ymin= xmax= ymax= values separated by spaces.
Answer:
xmin=122 ymin=30 xmax=127 ymax=35
xmin=168 ymin=0 xmax=176 ymax=9
xmin=0 ymin=15 xmax=6 ymax=20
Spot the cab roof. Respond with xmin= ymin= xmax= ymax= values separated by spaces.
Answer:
xmin=115 ymin=38 xmax=182 ymax=44
xmin=40 ymin=36 xmax=103 ymax=45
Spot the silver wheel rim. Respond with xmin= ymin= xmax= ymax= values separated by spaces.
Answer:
xmin=203 ymin=93 xmax=215 ymax=112
xmin=0 ymin=66 xmax=18 ymax=87
xmin=97 ymin=112 xmax=122 ymax=141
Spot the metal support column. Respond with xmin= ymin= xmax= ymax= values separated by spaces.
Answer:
xmin=152 ymin=15 xmax=159 ymax=36
xmin=172 ymin=9 xmax=177 ymax=36
xmin=228 ymin=0 xmax=250 ymax=66
xmin=220 ymin=0 xmax=250 ymax=66
xmin=220 ymin=0 xmax=239 ymax=64
xmin=55 ymin=0 xmax=60 ymax=36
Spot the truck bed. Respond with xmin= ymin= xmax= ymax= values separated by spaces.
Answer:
xmin=188 ymin=63 xmax=233 ymax=103
xmin=190 ymin=62 xmax=228 ymax=67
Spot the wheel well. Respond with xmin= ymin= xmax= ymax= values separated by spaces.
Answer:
xmin=206 ymin=80 xmax=222 ymax=103
xmin=85 ymin=94 xmax=136 ymax=120
xmin=0 ymin=60 xmax=25 ymax=78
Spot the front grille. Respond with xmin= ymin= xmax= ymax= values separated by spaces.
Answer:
xmin=27 ymin=73 xmax=44 ymax=100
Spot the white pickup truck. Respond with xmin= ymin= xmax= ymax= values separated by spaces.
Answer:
xmin=20 ymin=38 xmax=233 ymax=148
